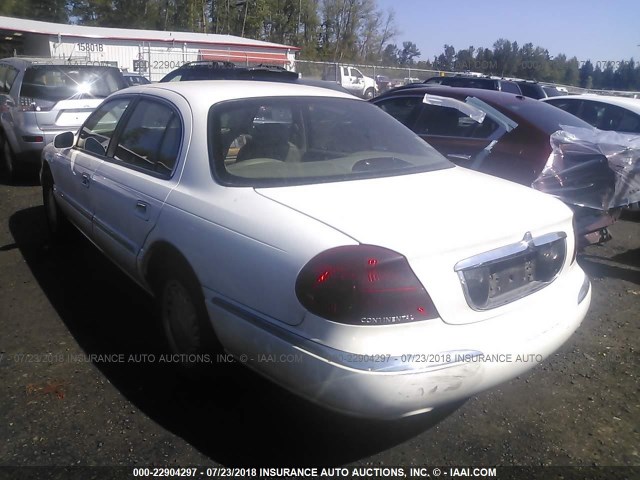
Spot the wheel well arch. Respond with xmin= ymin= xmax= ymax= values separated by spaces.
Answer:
xmin=142 ymin=241 xmax=198 ymax=293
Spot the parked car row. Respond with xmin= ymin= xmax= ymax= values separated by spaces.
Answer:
xmin=4 ymin=57 xmax=638 ymax=420
xmin=423 ymin=74 xmax=569 ymax=100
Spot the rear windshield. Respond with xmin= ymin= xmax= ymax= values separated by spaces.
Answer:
xmin=541 ymin=86 xmax=565 ymax=97
xmin=21 ymin=65 xmax=123 ymax=101
xmin=441 ymin=77 xmax=495 ymax=90
xmin=209 ymin=96 xmax=452 ymax=187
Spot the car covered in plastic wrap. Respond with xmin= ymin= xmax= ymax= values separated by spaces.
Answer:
xmin=41 ymin=81 xmax=591 ymax=419
xmin=372 ymin=86 xmax=640 ymax=246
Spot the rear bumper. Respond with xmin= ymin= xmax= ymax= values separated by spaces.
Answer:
xmin=204 ymin=264 xmax=590 ymax=419
xmin=5 ymin=117 xmax=75 ymax=162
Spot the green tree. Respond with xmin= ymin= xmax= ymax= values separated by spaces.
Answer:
xmin=398 ymin=41 xmax=420 ymax=66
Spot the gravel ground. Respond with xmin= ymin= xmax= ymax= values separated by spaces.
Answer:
xmin=0 ymin=176 xmax=638 ymax=478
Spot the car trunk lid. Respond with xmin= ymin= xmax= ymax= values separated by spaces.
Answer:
xmin=256 ymin=167 xmax=574 ymax=324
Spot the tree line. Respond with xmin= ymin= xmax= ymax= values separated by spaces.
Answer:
xmin=1 ymin=0 xmax=638 ymax=90
xmin=420 ymin=40 xmax=640 ymax=91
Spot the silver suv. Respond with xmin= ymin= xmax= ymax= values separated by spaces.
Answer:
xmin=0 ymin=58 xmax=125 ymax=181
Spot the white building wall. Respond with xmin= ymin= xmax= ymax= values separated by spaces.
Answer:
xmin=48 ymin=36 xmax=296 ymax=81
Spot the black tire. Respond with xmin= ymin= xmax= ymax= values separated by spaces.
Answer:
xmin=41 ymin=168 xmax=73 ymax=243
xmin=363 ymin=88 xmax=375 ymax=100
xmin=154 ymin=260 xmax=221 ymax=359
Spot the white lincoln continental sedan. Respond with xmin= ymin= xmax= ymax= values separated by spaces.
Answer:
xmin=41 ymin=81 xmax=591 ymax=419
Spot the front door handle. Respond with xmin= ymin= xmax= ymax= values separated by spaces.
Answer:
xmin=81 ymin=173 xmax=90 ymax=187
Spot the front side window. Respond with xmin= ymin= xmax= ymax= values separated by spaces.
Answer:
xmin=599 ymin=104 xmax=640 ymax=133
xmin=414 ymin=104 xmax=499 ymax=138
xmin=77 ymin=98 xmax=131 ymax=156
xmin=210 ymin=97 xmax=451 ymax=187
xmin=578 ymin=101 xmax=605 ymax=128
xmin=375 ymin=96 xmax=422 ymax=126
xmin=114 ymin=99 xmax=182 ymax=176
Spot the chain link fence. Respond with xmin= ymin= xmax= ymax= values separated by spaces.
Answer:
xmin=295 ymin=59 xmax=640 ymax=98
xmin=296 ymin=59 xmax=442 ymax=87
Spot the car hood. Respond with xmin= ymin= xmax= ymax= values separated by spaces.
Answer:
xmin=255 ymin=166 xmax=573 ymax=258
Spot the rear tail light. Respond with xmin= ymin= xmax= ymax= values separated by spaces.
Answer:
xmin=295 ymin=245 xmax=438 ymax=325
xmin=19 ymin=97 xmax=55 ymax=112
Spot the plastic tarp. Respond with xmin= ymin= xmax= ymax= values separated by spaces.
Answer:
xmin=532 ymin=126 xmax=640 ymax=210
xmin=422 ymin=94 xmax=486 ymax=123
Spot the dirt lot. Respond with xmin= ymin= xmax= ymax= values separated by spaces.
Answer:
xmin=0 ymin=177 xmax=638 ymax=477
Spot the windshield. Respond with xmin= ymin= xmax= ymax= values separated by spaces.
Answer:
xmin=209 ymin=97 xmax=452 ymax=187
xmin=21 ymin=65 xmax=123 ymax=101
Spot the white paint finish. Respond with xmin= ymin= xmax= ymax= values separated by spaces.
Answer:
xmin=44 ymin=80 xmax=591 ymax=419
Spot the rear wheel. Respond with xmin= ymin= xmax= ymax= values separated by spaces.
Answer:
xmin=154 ymin=260 xmax=221 ymax=361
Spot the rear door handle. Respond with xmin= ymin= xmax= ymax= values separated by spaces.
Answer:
xmin=135 ymin=201 xmax=149 ymax=220
xmin=81 ymin=173 xmax=90 ymax=187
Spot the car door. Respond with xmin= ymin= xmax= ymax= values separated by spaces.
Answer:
xmin=50 ymin=98 xmax=132 ymax=235
xmin=342 ymin=67 xmax=363 ymax=95
xmin=412 ymin=104 xmax=496 ymax=168
xmin=90 ymin=97 xmax=183 ymax=277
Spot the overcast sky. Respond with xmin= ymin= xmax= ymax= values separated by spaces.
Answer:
xmin=376 ymin=0 xmax=640 ymax=63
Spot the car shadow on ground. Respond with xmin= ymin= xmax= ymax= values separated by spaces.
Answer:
xmin=9 ymin=205 xmax=460 ymax=466
xmin=578 ymin=246 xmax=640 ymax=286
xmin=0 ymin=167 xmax=41 ymax=187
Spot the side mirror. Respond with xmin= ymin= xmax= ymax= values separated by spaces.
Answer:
xmin=54 ymin=131 xmax=74 ymax=148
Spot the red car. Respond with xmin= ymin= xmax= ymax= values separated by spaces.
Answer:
xmin=372 ymin=86 xmax=621 ymax=245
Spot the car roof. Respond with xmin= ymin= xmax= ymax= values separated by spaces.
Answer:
xmin=160 ymin=62 xmax=298 ymax=82
xmin=118 ymin=80 xmax=359 ymax=104
xmin=542 ymin=94 xmax=640 ymax=113
xmin=373 ymin=85 xmax=593 ymax=134
xmin=378 ymin=84 xmax=521 ymax=103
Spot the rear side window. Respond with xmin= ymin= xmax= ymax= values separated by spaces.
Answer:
xmin=20 ymin=65 xmax=123 ymax=101
xmin=516 ymin=83 xmax=543 ymax=99
xmin=442 ymin=77 xmax=494 ymax=90
xmin=0 ymin=64 xmax=18 ymax=93
xmin=77 ymin=98 xmax=131 ymax=155
xmin=500 ymin=81 xmax=521 ymax=94
xmin=114 ymin=99 xmax=182 ymax=176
